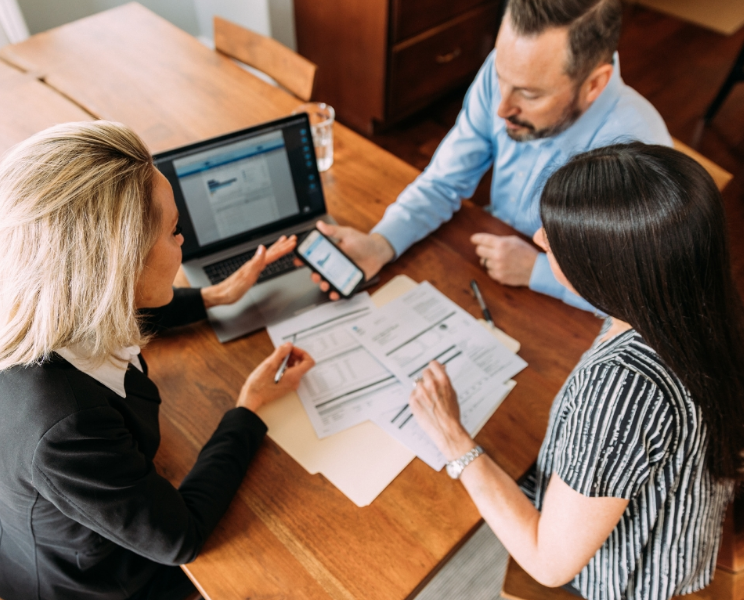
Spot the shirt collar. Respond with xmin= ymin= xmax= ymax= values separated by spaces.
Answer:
xmin=56 ymin=344 xmax=143 ymax=398
xmin=494 ymin=52 xmax=625 ymax=153
xmin=545 ymin=52 xmax=624 ymax=154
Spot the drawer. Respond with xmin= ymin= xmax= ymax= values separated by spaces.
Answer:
xmin=391 ymin=0 xmax=494 ymax=43
xmin=388 ymin=4 xmax=499 ymax=118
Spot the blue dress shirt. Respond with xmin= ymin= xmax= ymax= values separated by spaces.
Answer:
xmin=372 ymin=51 xmax=672 ymax=311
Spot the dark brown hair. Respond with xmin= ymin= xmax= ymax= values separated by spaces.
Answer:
xmin=540 ymin=142 xmax=744 ymax=480
xmin=507 ymin=0 xmax=622 ymax=82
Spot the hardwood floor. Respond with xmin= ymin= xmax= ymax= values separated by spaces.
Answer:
xmin=365 ymin=5 xmax=744 ymax=293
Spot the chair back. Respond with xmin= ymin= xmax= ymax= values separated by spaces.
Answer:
xmin=501 ymin=557 xmax=701 ymax=600
xmin=672 ymin=138 xmax=733 ymax=192
xmin=214 ymin=16 xmax=317 ymax=102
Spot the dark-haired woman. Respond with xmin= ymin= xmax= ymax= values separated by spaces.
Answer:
xmin=409 ymin=142 xmax=744 ymax=599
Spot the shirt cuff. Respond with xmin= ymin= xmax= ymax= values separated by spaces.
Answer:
xmin=529 ymin=253 xmax=599 ymax=313
xmin=371 ymin=213 xmax=413 ymax=259
xmin=529 ymin=253 xmax=567 ymax=299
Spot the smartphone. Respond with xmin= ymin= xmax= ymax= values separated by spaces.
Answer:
xmin=296 ymin=229 xmax=365 ymax=298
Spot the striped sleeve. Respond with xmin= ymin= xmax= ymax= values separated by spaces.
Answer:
xmin=553 ymin=361 xmax=675 ymax=499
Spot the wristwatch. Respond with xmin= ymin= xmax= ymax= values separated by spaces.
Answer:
xmin=445 ymin=445 xmax=484 ymax=479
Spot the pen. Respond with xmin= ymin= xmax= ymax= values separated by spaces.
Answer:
xmin=274 ymin=334 xmax=296 ymax=384
xmin=470 ymin=279 xmax=495 ymax=327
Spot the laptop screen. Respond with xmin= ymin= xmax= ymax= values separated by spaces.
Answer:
xmin=154 ymin=114 xmax=326 ymax=261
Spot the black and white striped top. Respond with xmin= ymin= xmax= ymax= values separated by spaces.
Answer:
xmin=522 ymin=321 xmax=734 ymax=600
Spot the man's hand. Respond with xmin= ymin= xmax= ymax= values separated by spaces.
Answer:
xmin=201 ymin=235 xmax=297 ymax=308
xmin=296 ymin=221 xmax=395 ymax=301
xmin=470 ymin=233 xmax=539 ymax=287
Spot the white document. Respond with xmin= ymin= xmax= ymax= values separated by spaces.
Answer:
xmin=258 ymin=392 xmax=415 ymax=506
xmin=204 ymin=157 xmax=280 ymax=240
xmin=259 ymin=276 xmax=523 ymax=505
xmin=351 ymin=282 xmax=527 ymax=469
xmin=372 ymin=379 xmax=516 ymax=470
xmin=267 ymin=293 xmax=407 ymax=438
xmin=350 ymin=282 xmax=526 ymax=385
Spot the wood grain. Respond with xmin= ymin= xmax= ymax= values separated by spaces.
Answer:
xmin=0 ymin=59 xmax=92 ymax=155
xmin=501 ymin=556 xmax=744 ymax=600
xmin=388 ymin=4 xmax=499 ymax=117
xmin=294 ymin=0 xmax=501 ymax=133
xmin=294 ymin=0 xmax=389 ymax=133
xmin=0 ymin=6 xmax=602 ymax=599
xmin=214 ymin=15 xmax=316 ymax=102
xmin=672 ymin=137 xmax=733 ymax=191
xmin=391 ymin=0 xmax=491 ymax=43
xmin=501 ymin=557 xmax=579 ymax=600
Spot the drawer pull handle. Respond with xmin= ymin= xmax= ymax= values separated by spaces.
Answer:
xmin=435 ymin=48 xmax=462 ymax=64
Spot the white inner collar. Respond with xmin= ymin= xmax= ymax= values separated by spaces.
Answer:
xmin=57 ymin=344 xmax=142 ymax=398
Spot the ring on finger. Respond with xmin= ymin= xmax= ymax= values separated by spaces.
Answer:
xmin=412 ymin=376 xmax=423 ymax=390
xmin=480 ymin=256 xmax=488 ymax=269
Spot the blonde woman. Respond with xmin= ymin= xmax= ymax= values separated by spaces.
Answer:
xmin=0 ymin=121 xmax=314 ymax=600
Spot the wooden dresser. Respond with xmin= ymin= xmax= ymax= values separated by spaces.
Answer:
xmin=294 ymin=0 xmax=503 ymax=134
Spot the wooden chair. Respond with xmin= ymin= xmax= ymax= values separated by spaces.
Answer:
xmin=213 ymin=16 xmax=317 ymax=102
xmin=501 ymin=556 xmax=744 ymax=600
xmin=692 ymin=40 xmax=744 ymax=148
xmin=672 ymin=137 xmax=733 ymax=192
xmin=501 ymin=558 xmax=580 ymax=600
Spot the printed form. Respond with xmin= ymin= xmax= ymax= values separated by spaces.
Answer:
xmin=267 ymin=294 xmax=407 ymax=438
xmin=350 ymin=282 xmax=527 ymax=469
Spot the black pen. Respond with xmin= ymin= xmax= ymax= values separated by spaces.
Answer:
xmin=274 ymin=334 xmax=296 ymax=383
xmin=470 ymin=279 xmax=495 ymax=327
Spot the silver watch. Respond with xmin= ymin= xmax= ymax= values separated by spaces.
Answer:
xmin=445 ymin=445 xmax=484 ymax=479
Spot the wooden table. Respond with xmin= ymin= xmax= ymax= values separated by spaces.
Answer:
xmin=0 ymin=5 xmax=601 ymax=599
xmin=0 ymin=58 xmax=90 ymax=154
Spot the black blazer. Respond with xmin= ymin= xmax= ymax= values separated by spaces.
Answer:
xmin=0 ymin=289 xmax=268 ymax=600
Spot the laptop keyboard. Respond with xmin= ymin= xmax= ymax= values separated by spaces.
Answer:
xmin=203 ymin=249 xmax=299 ymax=285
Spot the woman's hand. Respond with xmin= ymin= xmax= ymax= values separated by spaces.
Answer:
xmin=409 ymin=361 xmax=476 ymax=461
xmin=237 ymin=342 xmax=315 ymax=412
xmin=201 ymin=235 xmax=297 ymax=308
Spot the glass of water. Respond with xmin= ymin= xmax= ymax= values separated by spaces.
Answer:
xmin=291 ymin=102 xmax=335 ymax=172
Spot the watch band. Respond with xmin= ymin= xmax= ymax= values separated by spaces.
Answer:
xmin=445 ymin=445 xmax=484 ymax=479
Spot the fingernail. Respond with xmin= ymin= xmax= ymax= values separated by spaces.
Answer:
xmin=257 ymin=245 xmax=265 ymax=254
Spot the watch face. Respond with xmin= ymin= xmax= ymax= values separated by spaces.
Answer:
xmin=446 ymin=462 xmax=462 ymax=479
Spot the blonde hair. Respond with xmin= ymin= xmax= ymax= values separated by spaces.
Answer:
xmin=0 ymin=121 xmax=160 ymax=369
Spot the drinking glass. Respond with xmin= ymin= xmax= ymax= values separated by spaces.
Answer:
xmin=292 ymin=102 xmax=335 ymax=171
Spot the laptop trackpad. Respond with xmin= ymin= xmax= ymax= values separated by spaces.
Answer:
xmin=207 ymin=267 xmax=328 ymax=343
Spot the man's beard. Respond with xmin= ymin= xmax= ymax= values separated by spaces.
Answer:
xmin=505 ymin=93 xmax=583 ymax=142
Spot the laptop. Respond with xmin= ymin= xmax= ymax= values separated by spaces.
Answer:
xmin=153 ymin=114 xmax=332 ymax=342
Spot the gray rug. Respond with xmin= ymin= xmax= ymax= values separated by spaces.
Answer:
xmin=414 ymin=522 xmax=509 ymax=600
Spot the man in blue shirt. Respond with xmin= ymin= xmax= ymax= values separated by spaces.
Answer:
xmin=311 ymin=0 xmax=671 ymax=310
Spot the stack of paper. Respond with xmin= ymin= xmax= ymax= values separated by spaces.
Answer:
xmin=259 ymin=276 xmax=525 ymax=506
xmin=267 ymin=294 xmax=408 ymax=438
xmin=349 ymin=281 xmax=526 ymax=469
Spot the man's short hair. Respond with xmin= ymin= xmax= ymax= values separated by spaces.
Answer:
xmin=507 ymin=0 xmax=622 ymax=82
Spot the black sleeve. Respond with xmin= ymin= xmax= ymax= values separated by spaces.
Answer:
xmin=139 ymin=287 xmax=208 ymax=333
xmin=32 ymin=405 xmax=267 ymax=566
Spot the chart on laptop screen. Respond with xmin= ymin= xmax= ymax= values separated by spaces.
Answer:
xmin=173 ymin=131 xmax=301 ymax=246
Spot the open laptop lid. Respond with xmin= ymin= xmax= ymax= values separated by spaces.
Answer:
xmin=153 ymin=114 xmax=326 ymax=262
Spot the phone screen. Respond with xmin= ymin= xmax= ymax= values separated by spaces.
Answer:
xmin=297 ymin=230 xmax=364 ymax=296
